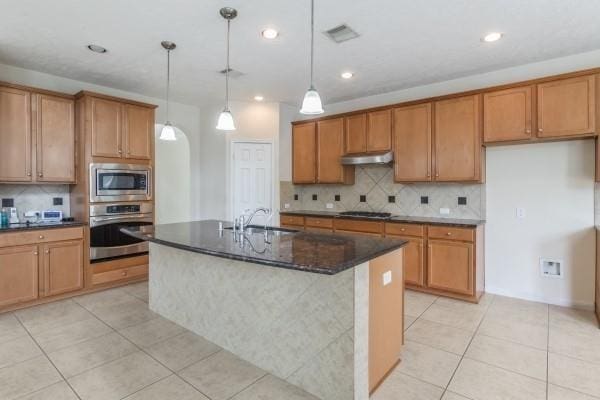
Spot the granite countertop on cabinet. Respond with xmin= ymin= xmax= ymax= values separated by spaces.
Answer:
xmin=0 ymin=221 xmax=86 ymax=233
xmin=280 ymin=210 xmax=485 ymax=227
xmin=121 ymin=220 xmax=408 ymax=275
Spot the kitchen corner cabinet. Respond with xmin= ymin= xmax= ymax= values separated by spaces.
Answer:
xmin=537 ymin=75 xmax=596 ymax=138
xmin=483 ymin=86 xmax=533 ymax=143
xmin=90 ymin=96 xmax=153 ymax=160
xmin=393 ymin=103 xmax=432 ymax=182
xmin=434 ymin=95 xmax=483 ymax=182
xmin=0 ymin=85 xmax=75 ymax=184
xmin=292 ymin=119 xmax=354 ymax=184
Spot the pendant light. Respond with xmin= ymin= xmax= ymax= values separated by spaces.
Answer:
xmin=216 ymin=7 xmax=237 ymax=131
xmin=300 ymin=0 xmax=324 ymax=115
xmin=159 ymin=41 xmax=177 ymax=141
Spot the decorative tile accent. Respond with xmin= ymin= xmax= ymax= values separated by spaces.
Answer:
xmin=0 ymin=185 xmax=70 ymax=218
xmin=281 ymin=165 xmax=485 ymax=219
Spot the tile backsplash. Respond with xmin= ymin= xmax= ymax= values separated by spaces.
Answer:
xmin=0 ymin=185 xmax=70 ymax=220
xmin=281 ymin=165 xmax=485 ymax=220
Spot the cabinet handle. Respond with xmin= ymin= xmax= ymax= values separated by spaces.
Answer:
xmin=400 ymin=228 xmax=405 ymax=232
xmin=33 ymin=252 xmax=38 ymax=255
xmin=39 ymin=235 xmax=44 ymax=239
xmin=446 ymin=232 xmax=452 ymax=236
xmin=538 ymin=128 xmax=543 ymax=132
xmin=45 ymin=250 xmax=50 ymax=254
xmin=121 ymin=271 xmax=128 ymax=276
xmin=118 ymin=149 xmax=123 ymax=154
xmin=526 ymin=129 xmax=531 ymax=134
xmin=38 ymin=172 xmax=43 ymax=177
xmin=27 ymin=172 xmax=32 ymax=177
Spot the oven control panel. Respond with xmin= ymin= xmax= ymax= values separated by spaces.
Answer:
xmin=89 ymin=202 xmax=153 ymax=217
xmin=106 ymin=205 xmax=141 ymax=214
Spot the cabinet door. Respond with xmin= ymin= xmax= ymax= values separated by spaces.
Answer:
xmin=345 ymin=113 xmax=367 ymax=154
xmin=367 ymin=109 xmax=392 ymax=152
xmin=124 ymin=104 xmax=153 ymax=160
xmin=317 ymin=118 xmax=347 ymax=183
xmin=393 ymin=103 xmax=432 ymax=182
xmin=34 ymin=94 xmax=75 ymax=182
xmin=0 ymin=245 xmax=38 ymax=307
xmin=537 ymin=75 xmax=596 ymax=138
xmin=434 ymin=95 xmax=482 ymax=181
xmin=402 ymin=237 xmax=425 ymax=287
xmin=483 ymin=86 xmax=533 ymax=143
xmin=91 ymin=97 xmax=123 ymax=158
xmin=427 ymin=239 xmax=473 ymax=295
xmin=42 ymin=240 xmax=83 ymax=297
xmin=292 ymin=122 xmax=317 ymax=184
xmin=0 ymin=87 xmax=32 ymax=182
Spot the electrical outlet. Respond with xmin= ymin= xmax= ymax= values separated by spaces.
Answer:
xmin=516 ymin=207 xmax=526 ymax=219
xmin=382 ymin=270 xmax=392 ymax=286
xmin=439 ymin=208 xmax=450 ymax=215
xmin=326 ymin=203 xmax=334 ymax=209
xmin=284 ymin=203 xmax=290 ymax=209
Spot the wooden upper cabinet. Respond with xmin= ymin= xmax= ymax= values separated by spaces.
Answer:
xmin=34 ymin=94 xmax=75 ymax=182
xmin=0 ymin=87 xmax=32 ymax=182
xmin=537 ymin=75 xmax=596 ymax=138
xmin=124 ymin=104 xmax=153 ymax=160
xmin=393 ymin=103 xmax=432 ymax=182
xmin=292 ymin=122 xmax=317 ymax=183
xmin=483 ymin=86 xmax=533 ymax=143
xmin=91 ymin=97 xmax=123 ymax=158
xmin=317 ymin=118 xmax=353 ymax=184
xmin=427 ymin=239 xmax=473 ymax=296
xmin=41 ymin=240 xmax=83 ymax=297
xmin=345 ymin=113 xmax=367 ymax=154
xmin=0 ymin=245 xmax=39 ymax=307
xmin=434 ymin=95 xmax=482 ymax=182
xmin=367 ymin=109 xmax=392 ymax=152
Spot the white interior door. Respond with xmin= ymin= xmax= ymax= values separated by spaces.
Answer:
xmin=232 ymin=142 xmax=273 ymax=225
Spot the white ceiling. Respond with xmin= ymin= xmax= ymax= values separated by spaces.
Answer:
xmin=2 ymin=0 xmax=600 ymax=107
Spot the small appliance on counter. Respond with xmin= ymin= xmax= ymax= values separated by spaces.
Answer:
xmin=41 ymin=210 xmax=63 ymax=223
xmin=8 ymin=207 xmax=19 ymax=224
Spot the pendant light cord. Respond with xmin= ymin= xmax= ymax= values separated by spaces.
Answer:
xmin=166 ymin=48 xmax=171 ymax=122
xmin=226 ymin=19 xmax=231 ymax=110
xmin=310 ymin=0 xmax=314 ymax=89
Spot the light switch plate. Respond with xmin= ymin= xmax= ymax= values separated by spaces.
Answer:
xmin=326 ymin=203 xmax=334 ymax=209
xmin=382 ymin=270 xmax=392 ymax=286
xmin=439 ymin=208 xmax=450 ymax=215
xmin=516 ymin=207 xmax=526 ymax=219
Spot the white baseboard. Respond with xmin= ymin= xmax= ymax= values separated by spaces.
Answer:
xmin=485 ymin=286 xmax=595 ymax=311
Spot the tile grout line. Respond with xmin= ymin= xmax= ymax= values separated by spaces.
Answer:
xmin=13 ymin=310 xmax=84 ymax=400
xmin=115 ymin=373 xmax=176 ymax=400
xmin=439 ymin=294 xmax=497 ymax=400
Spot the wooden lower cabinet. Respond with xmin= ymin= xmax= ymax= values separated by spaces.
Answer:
xmin=391 ymin=237 xmax=425 ymax=287
xmin=427 ymin=239 xmax=473 ymax=295
xmin=41 ymin=240 xmax=84 ymax=297
xmin=91 ymin=254 xmax=149 ymax=286
xmin=0 ymin=245 xmax=39 ymax=307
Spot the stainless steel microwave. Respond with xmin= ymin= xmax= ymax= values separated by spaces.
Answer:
xmin=90 ymin=163 xmax=152 ymax=203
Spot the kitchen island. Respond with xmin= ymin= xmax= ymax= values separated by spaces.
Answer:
xmin=122 ymin=220 xmax=407 ymax=400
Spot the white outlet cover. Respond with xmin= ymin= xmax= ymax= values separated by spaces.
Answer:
xmin=326 ymin=203 xmax=334 ymax=209
xmin=284 ymin=203 xmax=290 ymax=209
xmin=439 ymin=208 xmax=450 ymax=215
xmin=382 ymin=270 xmax=392 ymax=286
xmin=516 ymin=207 xmax=526 ymax=219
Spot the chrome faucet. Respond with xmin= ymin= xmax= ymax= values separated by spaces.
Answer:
xmin=240 ymin=207 xmax=272 ymax=230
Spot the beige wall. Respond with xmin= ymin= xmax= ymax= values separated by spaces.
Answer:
xmin=486 ymin=140 xmax=596 ymax=309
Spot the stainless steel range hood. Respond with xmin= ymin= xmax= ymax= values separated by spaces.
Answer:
xmin=341 ymin=151 xmax=394 ymax=165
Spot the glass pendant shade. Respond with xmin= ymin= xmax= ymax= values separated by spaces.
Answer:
xmin=300 ymin=87 xmax=324 ymax=115
xmin=216 ymin=109 xmax=236 ymax=131
xmin=159 ymin=122 xmax=177 ymax=141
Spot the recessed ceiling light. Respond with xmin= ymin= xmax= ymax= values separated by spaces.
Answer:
xmin=482 ymin=32 xmax=503 ymax=42
xmin=261 ymin=28 xmax=279 ymax=39
xmin=254 ymin=95 xmax=264 ymax=101
xmin=87 ymin=44 xmax=107 ymax=53
xmin=341 ymin=72 xmax=354 ymax=79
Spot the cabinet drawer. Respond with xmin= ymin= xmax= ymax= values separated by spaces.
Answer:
xmin=427 ymin=226 xmax=474 ymax=242
xmin=280 ymin=215 xmax=305 ymax=227
xmin=0 ymin=227 xmax=84 ymax=248
xmin=305 ymin=217 xmax=333 ymax=229
xmin=385 ymin=222 xmax=424 ymax=237
xmin=334 ymin=219 xmax=383 ymax=235
xmin=92 ymin=264 xmax=148 ymax=285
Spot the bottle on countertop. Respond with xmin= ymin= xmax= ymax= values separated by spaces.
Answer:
xmin=0 ymin=209 xmax=9 ymax=227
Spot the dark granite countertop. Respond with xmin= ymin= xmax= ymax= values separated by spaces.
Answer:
xmin=0 ymin=221 xmax=86 ymax=233
xmin=280 ymin=210 xmax=484 ymax=227
xmin=121 ymin=220 xmax=408 ymax=275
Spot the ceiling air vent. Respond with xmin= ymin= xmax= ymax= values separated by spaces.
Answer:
xmin=324 ymin=24 xmax=359 ymax=43
xmin=219 ymin=68 xmax=244 ymax=79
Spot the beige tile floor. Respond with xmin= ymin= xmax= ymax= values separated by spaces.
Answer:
xmin=1 ymin=283 xmax=599 ymax=400
xmin=0 ymin=282 xmax=318 ymax=400
xmin=372 ymin=290 xmax=600 ymax=400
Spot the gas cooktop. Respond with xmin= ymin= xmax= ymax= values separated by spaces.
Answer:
xmin=338 ymin=211 xmax=392 ymax=219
